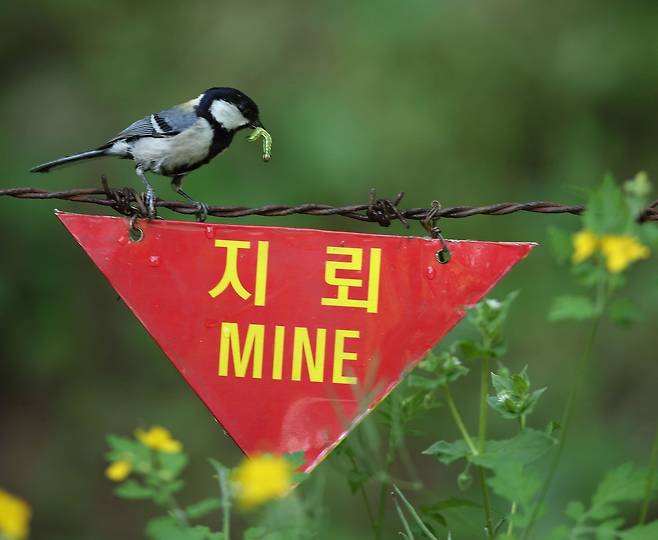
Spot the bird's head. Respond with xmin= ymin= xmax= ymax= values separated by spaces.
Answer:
xmin=198 ymin=87 xmax=263 ymax=132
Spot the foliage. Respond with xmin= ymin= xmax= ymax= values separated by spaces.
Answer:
xmin=548 ymin=462 xmax=658 ymax=540
xmin=93 ymin=175 xmax=656 ymax=539
xmin=104 ymin=428 xmax=306 ymax=540
xmin=548 ymin=173 xmax=654 ymax=323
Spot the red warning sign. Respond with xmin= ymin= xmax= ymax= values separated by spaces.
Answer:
xmin=58 ymin=212 xmax=533 ymax=471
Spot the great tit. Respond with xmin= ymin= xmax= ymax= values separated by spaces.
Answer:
xmin=31 ymin=87 xmax=265 ymax=219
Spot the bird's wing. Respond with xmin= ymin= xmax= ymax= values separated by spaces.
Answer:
xmin=104 ymin=102 xmax=198 ymax=144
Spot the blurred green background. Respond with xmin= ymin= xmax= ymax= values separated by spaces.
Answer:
xmin=1 ymin=1 xmax=657 ymax=538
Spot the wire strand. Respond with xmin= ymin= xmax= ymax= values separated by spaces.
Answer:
xmin=0 ymin=183 xmax=656 ymax=225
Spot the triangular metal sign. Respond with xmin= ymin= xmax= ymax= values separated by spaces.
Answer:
xmin=57 ymin=212 xmax=533 ymax=471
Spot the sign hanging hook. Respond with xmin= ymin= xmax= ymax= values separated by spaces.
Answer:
xmin=422 ymin=200 xmax=451 ymax=264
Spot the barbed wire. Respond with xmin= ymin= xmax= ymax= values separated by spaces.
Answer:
xmin=0 ymin=181 xmax=656 ymax=226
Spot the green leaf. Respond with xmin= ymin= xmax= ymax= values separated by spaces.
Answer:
xmin=454 ymin=339 xmax=490 ymax=361
xmin=621 ymin=521 xmax=658 ymax=540
xmin=422 ymin=439 xmax=471 ymax=464
xmin=152 ymin=480 xmax=185 ymax=505
xmin=347 ymin=469 xmax=371 ymax=493
xmin=460 ymin=292 xmax=518 ymax=359
xmin=146 ymin=517 xmax=224 ymax=540
xmin=243 ymin=528 xmax=268 ymax=540
xmin=158 ymin=452 xmax=189 ymax=479
xmin=411 ymin=351 xmax=469 ymax=389
xmin=408 ymin=374 xmax=440 ymax=391
xmin=283 ymin=451 xmax=306 ymax=469
xmin=185 ymin=498 xmax=222 ymax=519
xmin=565 ymin=500 xmax=585 ymax=521
xmin=547 ymin=226 xmax=574 ymax=265
xmin=624 ymin=171 xmax=652 ymax=199
xmin=487 ymin=464 xmax=541 ymax=529
xmin=548 ymin=295 xmax=597 ymax=322
xmin=583 ymin=175 xmax=629 ymax=235
xmin=114 ymin=479 xmax=156 ymax=500
xmin=608 ymin=298 xmax=642 ymax=326
xmin=146 ymin=517 xmax=181 ymax=540
xmin=243 ymin=529 xmax=290 ymax=540
xmin=472 ymin=429 xmax=556 ymax=470
xmin=589 ymin=463 xmax=649 ymax=519
xmin=545 ymin=525 xmax=570 ymax=540
xmin=106 ymin=434 xmax=151 ymax=465
xmin=488 ymin=367 xmax=546 ymax=420
xmin=488 ymin=464 xmax=540 ymax=507
xmin=623 ymin=172 xmax=653 ymax=222
xmin=422 ymin=498 xmax=479 ymax=526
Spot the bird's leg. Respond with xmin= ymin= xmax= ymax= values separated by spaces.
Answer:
xmin=135 ymin=167 xmax=156 ymax=218
xmin=171 ymin=175 xmax=209 ymax=222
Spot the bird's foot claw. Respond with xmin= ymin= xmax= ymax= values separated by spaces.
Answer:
xmin=194 ymin=201 xmax=209 ymax=222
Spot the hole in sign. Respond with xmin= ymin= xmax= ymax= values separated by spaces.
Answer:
xmin=436 ymin=249 xmax=451 ymax=264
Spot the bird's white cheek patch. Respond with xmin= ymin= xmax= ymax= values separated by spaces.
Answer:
xmin=210 ymin=99 xmax=248 ymax=130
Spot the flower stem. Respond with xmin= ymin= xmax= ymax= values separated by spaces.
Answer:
xmin=506 ymin=415 xmax=526 ymax=536
xmin=521 ymin=314 xmax=602 ymax=540
xmin=165 ymin=493 xmax=189 ymax=527
xmin=479 ymin=356 xmax=490 ymax=452
xmin=442 ymin=385 xmax=478 ymax=455
xmin=153 ymin=452 xmax=189 ymax=527
xmin=638 ymin=422 xmax=658 ymax=525
xmin=347 ymin=453 xmax=377 ymax=533
xmin=375 ymin=400 xmax=400 ymax=540
xmin=218 ymin=466 xmax=231 ymax=540
xmin=478 ymin=356 xmax=495 ymax=540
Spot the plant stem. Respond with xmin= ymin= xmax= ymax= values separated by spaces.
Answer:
xmin=347 ymin=453 xmax=377 ymax=532
xmin=442 ymin=385 xmax=478 ymax=455
xmin=522 ymin=313 xmax=602 ymax=540
xmin=638 ymin=422 xmax=658 ymax=524
xmin=375 ymin=399 xmax=400 ymax=540
xmin=153 ymin=452 xmax=189 ymax=527
xmin=218 ymin=466 xmax=231 ymax=540
xmin=478 ymin=356 xmax=495 ymax=540
xmin=443 ymin=381 xmax=493 ymax=538
xmin=507 ymin=415 xmax=526 ymax=536
xmin=394 ymin=497 xmax=416 ymax=540
xmin=165 ymin=493 xmax=189 ymax=527
xmin=393 ymin=484 xmax=439 ymax=540
xmin=478 ymin=467 xmax=495 ymax=540
xmin=479 ymin=356 xmax=490 ymax=451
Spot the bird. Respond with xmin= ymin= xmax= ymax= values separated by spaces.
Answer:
xmin=31 ymin=87 xmax=266 ymax=220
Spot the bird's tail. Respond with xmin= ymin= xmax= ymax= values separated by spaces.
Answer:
xmin=30 ymin=149 xmax=108 ymax=173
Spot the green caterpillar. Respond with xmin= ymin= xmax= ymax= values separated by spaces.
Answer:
xmin=247 ymin=127 xmax=272 ymax=162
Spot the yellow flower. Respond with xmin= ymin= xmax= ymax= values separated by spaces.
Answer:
xmin=231 ymin=454 xmax=293 ymax=509
xmin=572 ymin=229 xmax=599 ymax=263
xmin=135 ymin=426 xmax=182 ymax=453
xmin=600 ymin=235 xmax=650 ymax=273
xmin=105 ymin=460 xmax=132 ymax=482
xmin=0 ymin=489 xmax=31 ymax=540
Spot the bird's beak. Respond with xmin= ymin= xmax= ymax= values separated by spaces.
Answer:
xmin=249 ymin=119 xmax=264 ymax=129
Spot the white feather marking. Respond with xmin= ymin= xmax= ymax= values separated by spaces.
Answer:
xmin=209 ymin=99 xmax=249 ymax=130
xmin=107 ymin=140 xmax=130 ymax=156
xmin=150 ymin=114 xmax=165 ymax=134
